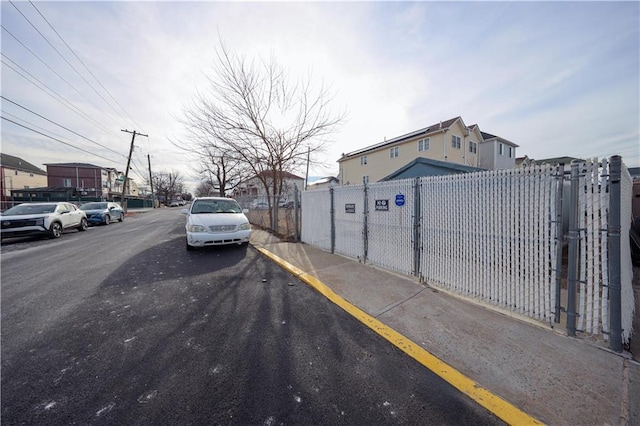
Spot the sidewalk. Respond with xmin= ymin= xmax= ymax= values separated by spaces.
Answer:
xmin=250 ymin=229 xmax=640 ymax=425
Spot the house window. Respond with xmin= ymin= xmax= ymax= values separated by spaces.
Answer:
xmin=509 ymin=146 xmax=514 ymax=158
xmin=418 ymin=138 xmax=430 ymax=152
xmin=499 ymin=143 xmax=504 ymax=156
xmin=14 ymin=170 xmax=18 ymax=175
xmin=63 ymin=178 xmax=72 ymax=187
xmin=363 ymin=175 xmax=369 ymax=184
xmin=390 ymin=146 xmax=399 ymax=158
xmin=469 ymin=141 xmax=477 ymax=154
xmin=29 ymin=173 xmax=34 ymax=177
xmin=360 ymin=155 xmax=367 ymax=165
xmin=451 ymin=135 xmax=461 ymax=149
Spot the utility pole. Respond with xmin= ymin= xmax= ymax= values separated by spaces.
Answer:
xmin=120 ymin=129 xmax=148 ymax=212
xmin=148 ymin=154 xmax=155 ymax=208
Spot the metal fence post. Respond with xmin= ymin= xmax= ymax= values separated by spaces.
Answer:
xmin=554 ymin=166 xmax=565 ymax=323
xmin=363 ymin=183 xmax=369 ymax=263
xmin=413 ymin=177 xmax=421 ymax=278
xmin=608 ymin=155 xmax=622 ymax=352
xmin=330 ymin=187 xmax=335 ymax=254
xmin=293 ymin=185 xmax=299 ymax=243
xmin=566 ymin=161 xmax=580 ymax=336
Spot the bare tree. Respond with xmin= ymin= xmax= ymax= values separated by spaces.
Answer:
xmin=197 ymin=145 xmax=245 ymax=196
xmin=194 ymin=180 xmax=217 ymax=197
xmin=151 ymin=171 xmax=185 ymax=205
xmin=178 ymin=41 xmax=346 ymax=228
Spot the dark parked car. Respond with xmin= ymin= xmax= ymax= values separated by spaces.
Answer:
xmin=79 ymin=202 xmax=124 ymax=225
xmin=1 ymin=202 xmax=88 ymax=239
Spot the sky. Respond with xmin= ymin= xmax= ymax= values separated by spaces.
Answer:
xmin=1 ymin=1 xmax=639 ymax=193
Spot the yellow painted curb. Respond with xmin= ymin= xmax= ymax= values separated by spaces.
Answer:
xmin=256 ymin=246 xmax=544 ymax=426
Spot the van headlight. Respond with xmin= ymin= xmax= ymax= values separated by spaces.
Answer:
xmin=238 ymin=223 xmax=251 ymax=230
xmin=188 ymin=224 xmax=206 ymax=232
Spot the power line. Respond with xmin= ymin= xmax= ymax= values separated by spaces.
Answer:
xmin=1 ymin=116 xmax=123 ymax=165
xmin=0 ymin=25 xmax=112 ymax=119
xmin=7 ymin=0 xmax=128 ymax=126
xmin=27 ymin=0 xmax=145 ymax=132
xmin=2 ymin=109 xmax=83 ymax=144
xmin=1 ymin=55 xmax=123 ymax=140
xmin=1 ymin=95 xmax=126 ymax=158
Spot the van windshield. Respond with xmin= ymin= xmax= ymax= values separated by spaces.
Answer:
xmin=191 ymin=200 xmax=242 ymax=214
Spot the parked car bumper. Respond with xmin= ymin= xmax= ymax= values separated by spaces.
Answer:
xmin=1 ymin=226 xmax=47 ymax=238
xmin=86 ymin=215 xmax=107 ymax=224
xmin=186 ymin=229 xmax=251 ymax=247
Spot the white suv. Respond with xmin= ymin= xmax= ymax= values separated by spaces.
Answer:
xmin=1 ymin=202 xmax=88 ymax=239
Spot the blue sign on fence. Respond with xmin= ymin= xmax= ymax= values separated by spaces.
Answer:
xmin=395 ymin=194 xmax=405 ymax=207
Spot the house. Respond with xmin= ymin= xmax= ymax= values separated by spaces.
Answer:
xmin=234 ymin=170 xmax=304 ymax=202
xmin=45 ymin=162 xmax=136 ymax=199
xmin=478 ymin=132 xmax=518 ymax=170
xmin=337 ymin=116 xmax=518 ymax=185
xmin=306 ymin=176 xmax=339 ymax=190
xmin=1 ymin=153 xmax=48 ymax=209
xmin=515 ymin=155 xmax=534 ymax=168
xmin=380 ymin=157 xmax=484 ymax=181
xmin=533 ymin=156 xmax=583 ymax=175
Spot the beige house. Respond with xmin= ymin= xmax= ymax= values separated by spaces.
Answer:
xmin=1 ymin=153 xmax=47 ymax=198
xmin=338 ymin=116 xmax=518 ymax=185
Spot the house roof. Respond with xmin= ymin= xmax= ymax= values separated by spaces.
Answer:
xmin=255 ymin=170 xmax=304 ymax=180
xmin=339 ymin=116 xmax=463 ymax=161
xmin=480 ymin=132 xmax=519 ymax=147
xmin=380 ymin=157 xmax=485 ymax=181
xmin=534 ymin=156 xmax=583 ymax=165
xmin=9 ymin=186 xmax=73 ymax=192
xmin=308 ymin=176 xmax=338 ymax=186
xmin=0 ymin=153 xmax=46 ymax=174
xmin=44 ymin=162 xmax=103 ymax=169
xmin=339 ymin=117 xmax=519 ymax=161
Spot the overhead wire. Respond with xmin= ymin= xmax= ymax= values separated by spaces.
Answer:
xmin=0 ymin=25 xmax=117 ymax=126
xmin=1 ymin=55 xmax=123 ymax=141
xmin=2 ymin=108 xmax=93 ymax=148
xmin=27 ymin=0 xmax=145 ymax=133
xmin=7 ymin=0 xmax=132 ymax=130
xmin=3 ymin=2 xmax=153 ymax=182
xmin=1 ymin=116 xmax=123 ymax=165
xmin=129 ymin=158 xmax=149 ymax=184
xmin=1 ymin=95 xmax=126 ymax=159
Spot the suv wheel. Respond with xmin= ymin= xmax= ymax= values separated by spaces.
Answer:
xmin=49 ymin=222 xmax=63 ymax=239
xmin=78 ymin=218 xmax=88 ymax=232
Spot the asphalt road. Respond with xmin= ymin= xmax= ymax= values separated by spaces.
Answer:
xmin=1 ymin=208 xmax=503 ymax=425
